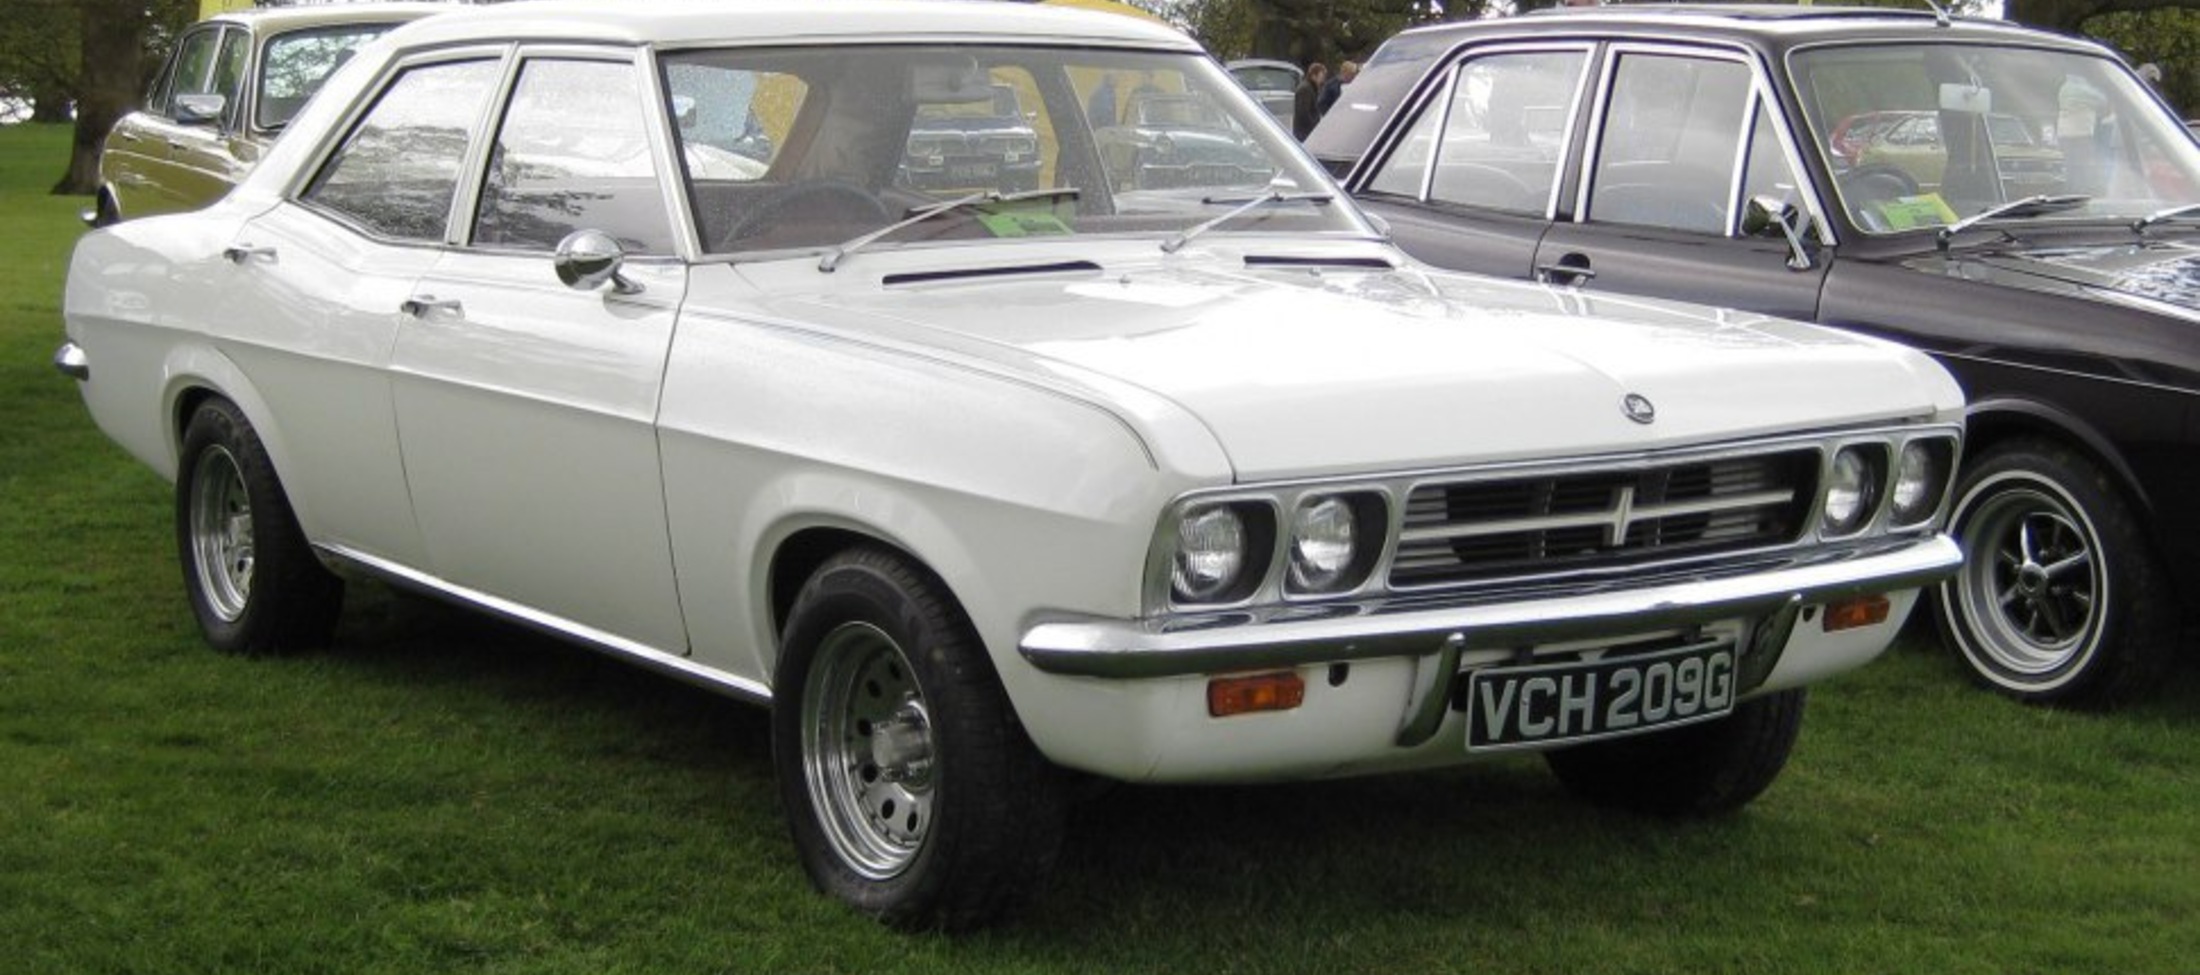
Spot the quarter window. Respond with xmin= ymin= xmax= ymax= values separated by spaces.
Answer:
xmin=1587 ymin=53 xmax=1751 ymax=234
xmin=303 ymin=59 xmax=501 ymax=242
xmin=473 ymin=59 xmax=673 ymax=254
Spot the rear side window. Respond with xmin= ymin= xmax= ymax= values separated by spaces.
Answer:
xmin=303 ymin=59 xmax=502 ymax=242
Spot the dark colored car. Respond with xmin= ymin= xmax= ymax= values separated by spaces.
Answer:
xmin=1311 ymin=4 xmax=2200 ymax=705
xmin=1226 ymin=58 xmax=1302 ymax=128
xmin=899 ymin=83 xmax=1042 ymax=193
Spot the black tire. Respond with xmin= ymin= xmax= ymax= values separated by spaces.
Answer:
xmin=1544 ymin=689 xmax=1805 ymax=816
xmin=1934 ymin=438 xmax=2176 ymax=706
xmin=175 ymin=398 xmax=343 ymax=654
xmin=771 ymin=546 xmax=1064 ymax=930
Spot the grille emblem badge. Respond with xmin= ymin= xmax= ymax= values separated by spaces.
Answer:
xmin=1622 ymin=393 xmax=1656 ymax=425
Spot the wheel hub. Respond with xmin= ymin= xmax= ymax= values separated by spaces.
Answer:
xmin=869 ymin=701 xmax=933 ymax=785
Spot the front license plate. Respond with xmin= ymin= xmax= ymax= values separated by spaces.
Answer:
xmin=948 ymin=162 xmax=999 ymax=181
xmin=1466 ymin=641 xmax=1737 ymax=751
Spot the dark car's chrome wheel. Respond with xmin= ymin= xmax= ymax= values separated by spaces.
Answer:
xmin=1937 ymin=440 xmax=2174 ymax=705
xmin=800 ymin=621 xmax=935 ymax=880
xmin=773 ymin=546 xmax=1064 ymax=930
xmin=175 ymin=399 xmax=343 ymax=654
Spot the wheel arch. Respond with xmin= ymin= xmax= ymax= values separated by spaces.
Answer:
xmin=1962 ymin=394 xmax=2156 ymax=524
xmin=159 ymin=347 xmax=304 ymax=521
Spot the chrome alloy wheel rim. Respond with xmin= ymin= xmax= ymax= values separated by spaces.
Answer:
xmin=188 ymin=444 xmax=255 ymax=623
xmin=801 ymin=622 xmax=935 ymax=880
xmin=1953 ymin=480 xmax=2103 ymax=676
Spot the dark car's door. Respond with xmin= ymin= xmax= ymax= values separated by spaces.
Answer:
xmin=1531 ymin=47 xmax=1832 ymax=321
xmin=1349 ymin=46 xmax=1596 ymax=280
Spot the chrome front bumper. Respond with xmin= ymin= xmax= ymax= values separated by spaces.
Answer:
xmin=54 ymin=340 xmax=88 ymax=381
xmin=1019 ymin=533 xmax=1961 ymax=681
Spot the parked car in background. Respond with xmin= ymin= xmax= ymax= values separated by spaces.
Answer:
xmin=1315 ymin=4 xmax=2200 ymax=705
xmin=1095 ymin=90 xmax=1272 ymax=190
xmin=899 ymin=82 xmax=1042 ymax=193
xmin=89 ymin=2 xmax=444 ymax=226
xmin=60 ymin=0 xmax=1965 ymax=929
xmin=1225 ymin=58 xmax=1301 ymax=128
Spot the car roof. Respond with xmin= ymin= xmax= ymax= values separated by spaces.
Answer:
xmin=384 ymin=0 xmax=1201 ymax=52
xmin=1399 ymin=4 xmax=2102 ymax=52
xmin=203 ymin=1 xmax=455 ymax=34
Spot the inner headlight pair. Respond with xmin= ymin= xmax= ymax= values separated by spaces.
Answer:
xmin=1819 ymin=438 xmax=1954 ymax=536
xmin=1171 ymin=494 xmax=1385 ymax=604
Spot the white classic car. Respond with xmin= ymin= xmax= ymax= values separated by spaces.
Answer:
xmin=57 ymin=0 xmax=1966 ymax=929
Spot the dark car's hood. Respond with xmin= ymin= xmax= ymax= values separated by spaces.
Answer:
xmin=1931 ymin=237 xmax=2200 ymax=316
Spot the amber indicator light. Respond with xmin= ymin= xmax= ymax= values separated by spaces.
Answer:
xmin=1822 ymin=594 xmax=1892 ymax=632
xmin=1207 ymin=672 xmax=1306 ymax=717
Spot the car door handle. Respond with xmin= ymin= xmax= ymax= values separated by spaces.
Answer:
xmin=222 ymin=244 xmax=277 ymax=265
xmin=401 ymin=296 xmax=463 ymax=319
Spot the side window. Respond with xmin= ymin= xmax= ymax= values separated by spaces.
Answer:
xmin=1587 ymin=53 xmax=1750 ymax=234
xmin=161 ymin=27 xmax=222 ymax=116
xmin=1363 ymin=49 xmax=1585 ymax=215
xmin=473 ymin=58 xmax=673 ymax=255
xmin=212 ymin=27 xmax=252 ymax=131
xmin=1428 ymin=51 xmax=1584 ymax=214
xmin=303 ymin=59 xmax=502 ymax=242
xmin=1739 ymin=102 xmax=1807 ymax=225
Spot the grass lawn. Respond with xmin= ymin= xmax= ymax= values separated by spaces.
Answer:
xmin=3 ymin=121 xmax=2196 ymax=974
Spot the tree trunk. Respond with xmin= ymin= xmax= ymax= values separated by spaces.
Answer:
xmin=53 ymin=0 xmax=146 ymax=197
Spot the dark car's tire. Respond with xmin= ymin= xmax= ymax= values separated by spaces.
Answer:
xmin=1935 ymin=439 xmax=2176 ymax=706
xmin=1544 ymin=689 xmax=1804 ymax=816
xmin=772 ymin=546 xmax=1064 ymax=931
xmin=176 ymin=398 xmax=343 ymax=654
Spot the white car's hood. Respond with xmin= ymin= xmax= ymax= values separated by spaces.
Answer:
xmin=742 ymin=250 xmax=1958 ymax=480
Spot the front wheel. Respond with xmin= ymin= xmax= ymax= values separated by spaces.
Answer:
xmin=175 ymin=398 xmax=342 ymax=654
xmin=1935 ymin=439 xmax=2175 ymax=705
xmin=772 ymin=546 xmax=1063 ymax=930
xmin=1543 ymin=689 xmax=1805 ymax=816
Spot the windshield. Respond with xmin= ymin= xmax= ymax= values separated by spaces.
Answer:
xmin=661 ymin=45 xmax=1358 ymax=256
xmin=1791 ymin=43 xmax=2200 ymax=234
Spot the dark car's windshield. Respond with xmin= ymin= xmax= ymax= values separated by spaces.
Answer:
xmin=1792 ymin=43 xmax=2200 ymax=234
xmin=662 ymin=45 xmax=1361 ymax=257
xmin=256 ymin=23 xmax=403 ymax=130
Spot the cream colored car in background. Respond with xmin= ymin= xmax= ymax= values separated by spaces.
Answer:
xmin=89 ymin=2 xmax=442 ymax=226
xmin=59 ymin=0 xmax=1965 ymax=930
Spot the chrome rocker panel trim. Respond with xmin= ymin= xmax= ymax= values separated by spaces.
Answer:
xmin=1019 ymin=533 xmax=1961 ymax=680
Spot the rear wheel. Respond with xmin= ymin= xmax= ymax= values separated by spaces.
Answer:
xmin=772 ymin=546 xmax=1063 ymax=930
xmin=176 ymin=398 xmax=342 ymax=654
xmin=1544 ymin=689 xmax=1805 ymax=816
xmin=1935 ymin=439 xmax=2175 ymax=705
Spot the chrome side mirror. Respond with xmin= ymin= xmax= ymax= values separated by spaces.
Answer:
xmin=173 ymin=93 xmax=226 ymax=127
xmin=1744 ymin=195 xmax=1815 ymax=272
xmin=553 ymin=230 xmax=643 ymax=295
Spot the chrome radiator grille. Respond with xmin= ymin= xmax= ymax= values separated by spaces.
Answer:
xmin=1389 ymin=449 xmax=1819 ymax=588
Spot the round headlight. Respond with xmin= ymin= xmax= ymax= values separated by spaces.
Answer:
xmin=1288 ymin=496 xmax=1358 ymax=592
xmin=1173 ymin=505 xmax=1250 ymax=602
xmin=1821 ymin=446 xmax=1880 ymax=536
xmin=1889 ymin=441 xmax=1940 ymax=524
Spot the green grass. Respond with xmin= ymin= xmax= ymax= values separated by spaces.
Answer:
xmin=4 ymin=121 xmax=2197 ymax=974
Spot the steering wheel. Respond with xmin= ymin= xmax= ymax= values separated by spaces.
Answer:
xmin=719 ymin=180 xmax=893 ymax=249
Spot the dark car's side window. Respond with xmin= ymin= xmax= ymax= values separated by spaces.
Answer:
xmin=472 ymin=58 xmax=674 ymax=255
xmin=212 ymin=27 xmax=252 ymax=131
xmin=1586 ymin=53 xmax=1751 ymax=235
xmin=302 ymin=59 xmax=503 ymax=242
xmin=1366 ymin=49 xmax=1586 ymax=216
xmin=153 ymin=27 xmax=222 ymax=119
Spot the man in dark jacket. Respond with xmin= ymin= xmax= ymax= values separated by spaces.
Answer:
xmin=1293 ymin=62 xmax=1328 ymax=139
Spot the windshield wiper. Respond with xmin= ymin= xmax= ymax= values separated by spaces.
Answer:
xmin=1935 ymin=193 xmax=2091 ymax=252
xmin=2132 ymin=202 xmax=2200 ymax=236
xmin=1160 ymin=190 xmax=1334 ymax=254
xmin=819 ymin=187 xmax=1081 ymax=272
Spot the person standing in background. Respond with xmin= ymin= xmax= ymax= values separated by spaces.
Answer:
xmin=1319 ymin=60 xmax=1358 ymax=117
xmin=1294 ymin=61 xmax=1328 ymax=139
